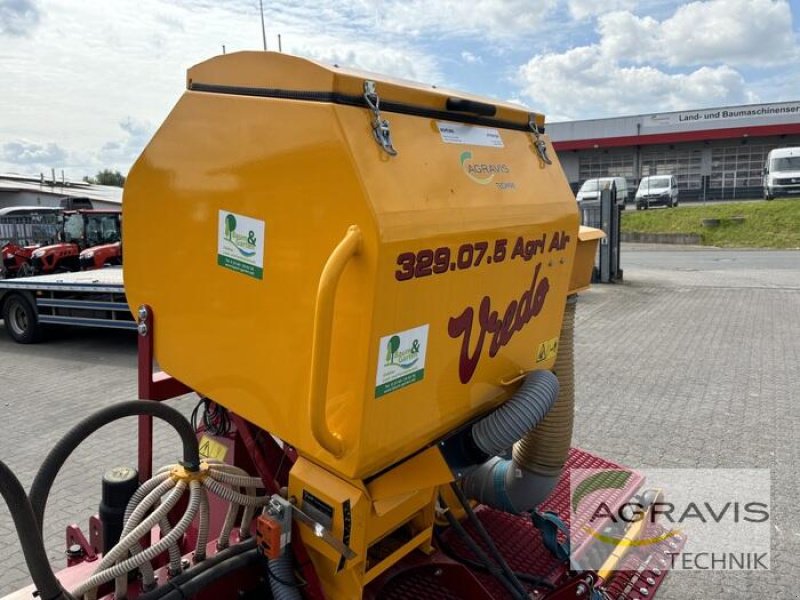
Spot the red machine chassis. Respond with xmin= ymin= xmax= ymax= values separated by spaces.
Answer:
xmin=32 ymin=306 xmax=679 ymax=600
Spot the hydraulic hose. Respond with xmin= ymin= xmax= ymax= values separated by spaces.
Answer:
xmin=136 ymin=538 xmax=258 ymax=600
xmin=267 ymin=545 xmax=303 ymax=600
xmin=29 ymin=400 xmax=200 ymax=533
xmin=449 ymin=482 xmax=528 ymax=598
xmin=0 ymin=460 xmax=75 ymax=600
xmin=438 ymin=496 xmax=526 ymax=600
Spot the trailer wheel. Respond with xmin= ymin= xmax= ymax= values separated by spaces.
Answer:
xmin=2 ymin=293 xmax=42 ymax=343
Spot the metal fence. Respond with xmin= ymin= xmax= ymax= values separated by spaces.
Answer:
xmin=0 ymin=214 xmax=61 ymax=246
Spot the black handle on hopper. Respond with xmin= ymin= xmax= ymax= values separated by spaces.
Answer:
xmin=446 ymin=97 xmax=497 ymax=117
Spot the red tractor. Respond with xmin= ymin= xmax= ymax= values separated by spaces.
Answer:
xmin=0 ymin=206 xmax=61 ymax=278
xmin=1 ymin=242 xmax=38 ymax=278
xmin=30 ymin=210 xmax=122 ymax=274
xmin=79 ymin=240 xmax=122 ymax=270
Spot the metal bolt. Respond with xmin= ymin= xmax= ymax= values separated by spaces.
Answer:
xmin=646 ymin=577 xmax=656 ymax=586
xmin=652 ymin=568 xmax=661 ymax=576
xmin=182 ymin=559 xmax=190 ymax=570
xmin=576 ymin=583 xmax=587 ymax=596
xmin=434 ymin=568 xmax=443 ymax=577
xmin=639 ymin=587 xmax=649 ymax=596
xmin=137 ymin=305 xmax=148 ymax=321
xmin=137 ymin=322 xmax=148 ymax=336
xmin=66 ymin=544 xmax=83 ymax=558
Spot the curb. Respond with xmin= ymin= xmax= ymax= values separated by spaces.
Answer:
xmin=621 ymin=231 xmax=702 ymax=245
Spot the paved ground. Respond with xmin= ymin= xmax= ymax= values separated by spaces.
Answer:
xmin=0 ymin=244 xmax=798 ymax=598
xmin=573 ymin=245 xmax=799 ymax=599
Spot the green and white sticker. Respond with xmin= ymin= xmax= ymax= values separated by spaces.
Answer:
xmin=375 ymin=324 xmax=429 ymax=398
xmin=217 ymin=210 xmax=265 ymax=280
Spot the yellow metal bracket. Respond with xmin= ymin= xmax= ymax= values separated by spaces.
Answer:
xmin=169 ymin=461 xmax=211 ymax=483
xmin=309 ymin=225 xmax=363 ymax=458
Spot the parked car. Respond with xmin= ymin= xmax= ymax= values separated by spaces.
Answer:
xmin=763 ymin=147 xmax=800 ymax=200
xmin=635 ymin=175 xmax=678 ymax=209
xmin=576 ymin=177 xmax=629 ymax=209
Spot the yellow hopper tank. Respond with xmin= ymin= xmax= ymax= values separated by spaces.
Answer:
xmin=123 ymin=51 xmax=579 ymax=480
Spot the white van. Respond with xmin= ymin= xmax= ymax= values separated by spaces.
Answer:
xmin=635 ymin=175 xmax=678 ymax=209
xmin=763 ymin=147 xmax=800 ymax=200
xmin=575 ymin=177 xmax=629 ymax=209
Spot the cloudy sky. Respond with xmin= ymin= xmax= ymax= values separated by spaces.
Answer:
xmin=1 ymin=0 xmax=799 ymax=178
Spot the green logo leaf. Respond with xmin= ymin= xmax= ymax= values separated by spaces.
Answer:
xmin=225 ymin=214 xmax=237 ymax=239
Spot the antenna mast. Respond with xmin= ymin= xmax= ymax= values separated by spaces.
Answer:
xmin=259 ymin=0 xmax=267 ymax=51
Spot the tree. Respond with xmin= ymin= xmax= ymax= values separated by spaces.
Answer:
xmin=386 ymin=335 xmax=401 ymax=363
xmin=83 ymin=169 xmax=126 ymax=187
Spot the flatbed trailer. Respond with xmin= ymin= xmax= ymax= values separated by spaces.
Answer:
xmin=0 ymin=267 xmax=133 ymax=343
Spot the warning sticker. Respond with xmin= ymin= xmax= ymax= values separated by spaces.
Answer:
xmin=437 ymin=122 xmax=504 ymax=148
xmin=536 ymin=337 xmax=559 ymax=363
xmin=375 ymin=324 xmax=429 ymax=398
xmin=217 ymin=210 xmax=265 ymax=280
xmin=198 ymin=435 xmax=228 ymax=461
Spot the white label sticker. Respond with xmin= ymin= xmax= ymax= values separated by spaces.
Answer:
xmin=217 ymin=210 xmax=265 ymax=280
xmin=437 ymin=122 xmax=504 ymax=148
xmin=375 ymin=324 xmax=429 ymax=398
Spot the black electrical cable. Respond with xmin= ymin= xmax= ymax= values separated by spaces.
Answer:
xmin=29 ymin=400 xmax=200 ymax=533
xmin=449 ymin=482 xmax=529 ymax=598
xmin=433 ymin=528 xmax=555 ymax=590
xmin=191 ymin=397 xmax=231 ymax=436
xmin=438 ymin=495 xmax=527 ymax=600
xmin=137 ymin=538 xmax=258 ymax=600
xmin=0 ymin=461 xmax=75 ymax=600
xmin=190 ymin=397 xmax=205 ymax=432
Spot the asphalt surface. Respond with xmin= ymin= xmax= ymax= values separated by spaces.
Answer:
xmin=0 ymin=244 xmax=798 ymax=599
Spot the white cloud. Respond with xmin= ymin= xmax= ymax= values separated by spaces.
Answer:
xmin=376 ymin=0 xmax=560 ymax=38
xmin=519 ymin=46 xmax=757 ymax=120
xmin=0 ymin=0 xmax=446 ymax=178
xmin=598 ymin=0 xmax=797 ymax=67
xmin=1 ymin=0 xmax=799 ymax=177
xmin=461 ymin=50 xmax=483 ymax=64
xmin=0 ymin=0 xmax=39 ymax=36
xmin=288 ymin=39 xmax=442 ymax=85
xmin=568 ymin=0 xmax=637 ymax=20
xmin=98 ymin=118 xmax=156 ymax=171
xmin=1 ymin=140 xmax=67 ymax=167
xmin=517 ymin=0 xmax=798 ymax=119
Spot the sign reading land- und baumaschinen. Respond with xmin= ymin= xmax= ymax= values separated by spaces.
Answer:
xmin=644 ymin=102 xmax=800 ymax=128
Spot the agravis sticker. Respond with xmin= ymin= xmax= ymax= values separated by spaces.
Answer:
xmin=375 ymin=324 xmax=429 ymax=398
xmin=217 ymin=210 xmax=265 ymax=280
